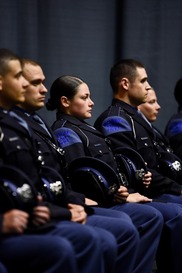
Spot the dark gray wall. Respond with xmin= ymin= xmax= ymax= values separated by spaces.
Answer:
xmin=0 ymin=0 xmax=182 ymax=133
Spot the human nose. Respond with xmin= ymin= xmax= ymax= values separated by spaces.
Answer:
xmin=40 ymin=83 xmax=48 ymax=93
xmin=89 ymin=98 xmax=94 ymax=106
xmin=156 ymin=102 xmax=161 ymax=110
xmin=22 ymin=75 xmax=29 ymax=88
xmin=146 ymin=82 xmax=152 ymax=90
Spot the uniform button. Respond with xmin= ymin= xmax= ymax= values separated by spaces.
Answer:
xmin=98 ymin=150 xmax=103 ymax=154
xmin=16 ymin=145 xmax=21 ymax=149
xmin=144 ymin=143 xmax=148 ymax=146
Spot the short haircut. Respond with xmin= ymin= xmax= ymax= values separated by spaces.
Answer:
xmin=110 ymin=59 xmax=145 ymax=93
xmin=0 ymin=48 xmax=20 ymax=76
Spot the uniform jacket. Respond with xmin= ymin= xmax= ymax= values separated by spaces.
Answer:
xmin=13 ymin=107 xmax=65 ymax=173
xmin=51 ymin=113 xmax=118 ymax=171
xmin=14 ymin=107 xmax=86 ymax=199
xmin=165 ymin=111 xmax=182 ymax=160
xmin=0 ymin=109 xmax=90 ymax=231
xmin=51 ymin=113 xmax=131 ymax=206
xmin=51 ymin=114 xmax=146 ymax=194
xmin=94 ymin=98 xmax=182 ymax=198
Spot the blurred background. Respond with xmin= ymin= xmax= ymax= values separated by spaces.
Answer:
xmin=0 ymin=0 xmax=182 ymax=132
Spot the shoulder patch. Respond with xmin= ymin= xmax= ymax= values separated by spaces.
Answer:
xmin=102 ymin=116 xmax=132 ymax=136
xmin=54 ymin=127 xmax=82 ymax=148
xmin=166 ymin=119 xmax=182 ymax=137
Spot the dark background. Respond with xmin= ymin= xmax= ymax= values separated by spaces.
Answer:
xmin=0 ymin=0 xmax=182 ymax=132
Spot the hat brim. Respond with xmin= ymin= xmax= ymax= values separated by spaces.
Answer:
xmin=68 ymin=157 xmax=120 ymax=207
xmin=0 ymin=164 xmax=38 ymax=212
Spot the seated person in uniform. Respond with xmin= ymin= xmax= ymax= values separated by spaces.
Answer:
xmin=165 ymin=78 xmax=182 ymax=160
xmin=138 ymin=87 xmax=182 ymax=184
xmin=11 ymin=57 xmax=162 ymax=273
xmin=46 ymin=74 xmax=182 ymax=273
xmin=0 ymin=48 xmax=140 ymax=273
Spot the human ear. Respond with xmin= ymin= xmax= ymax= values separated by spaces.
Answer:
xmin=119 ymin=77 xmax=129 ymax=90
xmin=60 ymin=96 xmax=70 ymax=108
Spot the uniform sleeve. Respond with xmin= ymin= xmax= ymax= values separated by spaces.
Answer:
xmin=100 ymin=116 xmax=137 ymax=152
xmin=147 ymin=168 xmax=182 ymax=197
xmin=54 ymin=127 xmax=86 ymax=163
xmin=97 ymin=114 xmax=182 ymax=197
xmin=46 ymin=202 xmax=72 ymax=220
xmin=165 ymin=118 xmax=182 ymax=160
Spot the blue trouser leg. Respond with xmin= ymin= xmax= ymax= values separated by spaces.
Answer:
xmin=53 ymin=220 xmax=117 ymax=273
xmin=89 ymin=207 xmax=140 ymax=273
xmin=154 ymin=193 xmax=182 ymax=204
xmin=0 ymin=221 xmax=117 ymax=273
xmin=111 ymin=203 xmax=163 ymax=273
xmin=0 ymin=234 xmax=78 ymax=273
xmin=147 ymin=201 xmax=182 ymax=273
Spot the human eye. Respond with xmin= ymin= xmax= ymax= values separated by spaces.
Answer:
xmin=81 ymin=94 xmax=89 ymax=100
xmin=15 ymin=71 xmax=23 ymax=79
xmin=141 ymin=76 xmax=148 ymax=84
xmin=31 ymin=80 xmax=41 ymax=86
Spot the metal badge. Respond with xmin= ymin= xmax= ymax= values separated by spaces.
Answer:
xmin=135 ymin=168 xmax=146 ymax=180
xmin=171 ymin=161 xmax=182 ymax=172
xmin=16 ymin=183 xmax=34 ymax=202
xmin=50 ymin=181 xmax=63 ymax=195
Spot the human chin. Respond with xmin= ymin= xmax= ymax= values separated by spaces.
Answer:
xmin=87 ymin=112 xmax=92 ymax=117
xmin=84 ymin=113 xmax=91 ymax=119
xmin=18 ymin=95 xmax=25 ymax=102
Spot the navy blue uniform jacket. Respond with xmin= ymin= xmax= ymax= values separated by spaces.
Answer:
xmin=165 ymin=112 xmax=182 ymax=160
xmin=94 ymin=98 xmax=182 ymax=198
xmin=0 ymin=109 xmax=91 ymax=229
xmin=51 ymin=113 xmax=118 ymax=172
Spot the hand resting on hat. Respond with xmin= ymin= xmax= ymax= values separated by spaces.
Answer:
xmin=142 ymin=170 xmax=152 ymax=188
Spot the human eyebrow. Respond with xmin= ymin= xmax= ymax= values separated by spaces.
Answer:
xmin=15 ymin=70 xmax=23 ymax=79
xmin=148 ymin=99 xmax=155 ymax=104
xmin=141 ymin=77 xmax=148 ymax=83
xmin=80 ymin=93 xmax=89 ymax=99
xmin=30 ymin=79 xmax=42 ymax=85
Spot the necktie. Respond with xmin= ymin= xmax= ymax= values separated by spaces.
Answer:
xmin=32 ymin=114 xmax=51 ymax=137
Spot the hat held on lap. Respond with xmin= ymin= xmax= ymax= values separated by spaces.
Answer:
xmin=68 ymin=157 xmax=121 ymax=207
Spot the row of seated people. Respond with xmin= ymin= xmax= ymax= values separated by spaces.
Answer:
xmin=46 ymin=63 xmax=182 ymax=273
xmin=0 ymin=49 xmax=152 ymax=273
xmin=1 ymin=49 xmax=182 ymax=273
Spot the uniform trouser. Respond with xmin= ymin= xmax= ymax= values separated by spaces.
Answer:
xmin=90 ymin=207 xmax=140 ymax=273
xmin=149 ymin=195 xmax=182 ymax=273
xmin=0 ymin=220 xmax=117 ymax=273
xmin=110 ymin=202 xmax=163 ymax=273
